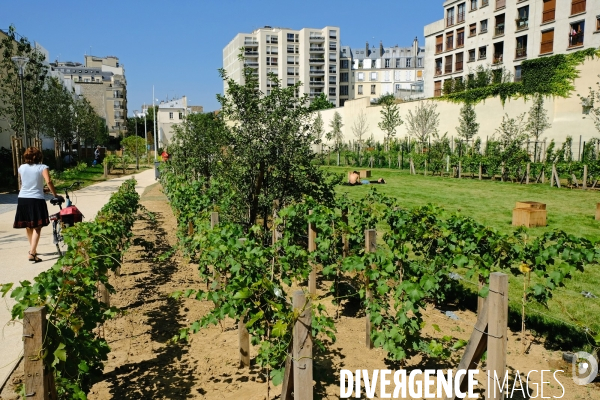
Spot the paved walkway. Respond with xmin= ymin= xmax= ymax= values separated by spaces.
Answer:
xmin=0 ymin=169 xmax=157 ymax=390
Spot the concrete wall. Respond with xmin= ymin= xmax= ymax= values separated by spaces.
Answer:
xmin=318 ymin=56 xmax=600 ymax=147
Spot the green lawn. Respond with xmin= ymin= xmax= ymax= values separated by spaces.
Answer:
xmin=53 ymin=164 xmax=151 ymax=192
xmin=327 ymin=166 xmax=600 ymax=348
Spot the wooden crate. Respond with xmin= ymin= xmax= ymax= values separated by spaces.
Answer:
xmin=515 ymin=201 xmax=546 ymax=210
xmin=512 ymin=208 xmax=547 ymax=227
xmin=596 ymin=203 xmax=600 ymax=221
xmin=360 ymin=170 xmax=371 ymax=178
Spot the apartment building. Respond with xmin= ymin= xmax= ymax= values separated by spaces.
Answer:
xmin=424 ymin=0 xmax=600 ymax=98
xmin=141 ymin=96 xmax=203 ymax=147
xmin=51 ymin=55 xmax=127 ymax=136
xmin=223 ymin=26 xmax=341 ymax=106
xmin=347 ymin=38 xmax=425 ymax=103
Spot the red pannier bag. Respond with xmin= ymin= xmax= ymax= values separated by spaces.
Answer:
xmin=59 ymin=205 xmax=84 ymax=227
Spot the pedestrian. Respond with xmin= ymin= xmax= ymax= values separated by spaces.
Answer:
xmin=93 ymin=145 xmax=101 ymax=166
xmin=13 ymin=147 xmax=63 ymax=262
xmin=161 ymin=149 xmax=170 ymax=162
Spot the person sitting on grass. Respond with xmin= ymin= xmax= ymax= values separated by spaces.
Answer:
xmin=344 ymin=171 xmax=386 ymax=186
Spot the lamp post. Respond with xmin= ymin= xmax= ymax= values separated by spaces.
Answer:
xmin=143 ymin=103 xmax=148 ymax=163
xmin=11 ymin=56 xmax=29 ymax=147
xmin=133 ymin=110 xmax=140 ymax=169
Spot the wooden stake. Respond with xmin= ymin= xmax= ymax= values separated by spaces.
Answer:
xmin=293 ymin=291 xmax=313 ymax=400
xmin=526 ymin=162 xmax=530 ymax=184
xmin=424 ymin=160 xmax=427 ymax=176
xmin=365 ymin=229 xmax=376 ymax=349
xmin=487 ymin=273 xmax=509 ymax=400
xmin=479 ymin=163 xmax=482 ymax=180
xmin=98 ymin=282 xmax=110 ymax=306
xmin=238 ymin=319 xmax=250 ymax=368
xmin=541 ymin=169 xmax=545 ymax=184
xmin=501 ymin=162 xmax=505 ymax=182
xmin=210 ymin=212 xmax=219 ymax=229
xmin=308 ymin=210 xmax=317 ymax=295
xmin=477 ymin=276 xmax=485 ymax=315
xmin=458 ymin=161 xmax=462 ymax=179
xmin=24 ymin=307 xmax=53 ymax=400
xmin=552 ymin=164 xmax=561 ymax=188
xmin=280 ymin=343 xmax=294 ymax=400
xmin=583 ymin=165 xmax=588 ymax=189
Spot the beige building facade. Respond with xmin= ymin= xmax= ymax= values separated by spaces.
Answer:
xmin=142 ymin=96 xmax=202 ymax=148
xmin=424 ymin=0 xmax=600 ymax=98
xmin=223 ymin=26 xmax=341 ymax=106
xmin=51 ymin=55 xmax=127 ymax=136
xmin=317 ymin=56 xmax=600 ymax=150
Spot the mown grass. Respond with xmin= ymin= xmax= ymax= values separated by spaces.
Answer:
xmin=53 ymin=164 xmax=151 ymax=192
xmin=327 ymin=166 xmax=600 ymax=349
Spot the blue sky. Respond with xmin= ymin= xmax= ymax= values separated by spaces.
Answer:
xmin=2 ymin=0 xmax=439 ymax=114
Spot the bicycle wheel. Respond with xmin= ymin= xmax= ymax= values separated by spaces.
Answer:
xmin=52 ymin=220 xmax=66 ymax=257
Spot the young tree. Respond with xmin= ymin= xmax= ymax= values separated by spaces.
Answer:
xmin=328 ymin=111 xmax=344 ymax=166
xmin=43 ymin=77 xmax=75 ymax=168
xmin=312 ymin=111 xmax=325 ymax=156
xmin=456 ymin=101 xmax=479 ymax=155
xmin=406 ymin=101 xmax=440 ymax=152
xmin=525 ymin=94 xmax=551 ymax=161
xmin=495 ymin=113 xmax=527 ymax=148
xmin=377 ymin=94 xmax=403 ymax=152
xmin=351 ymin=110 xmax=368 ymax=164
xmin=122 ymin=135 xmax=146 ymax=160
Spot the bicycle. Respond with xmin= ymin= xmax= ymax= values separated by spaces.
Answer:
xmin=50 ymin=181 xmax=84 ymax=256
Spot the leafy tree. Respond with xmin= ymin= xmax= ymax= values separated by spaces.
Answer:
xmin=121 ymin=135 xmax=146 ymax=160
xmin=578 ymin=76 xmax=600 ymax=135
xmin=312 ymin=111 xmax=325 ymax=148
xmin=43 ymin=77 xmax=75 ymax=168
xmin=406 ymin=101 xmax=440 ymax=151
xmin=329 ymin=111 xmax=344 ymax=150
xmin=377 ymin=94 xmax=403 ymax=152
xmin=456 ymin=101 xmax=479 ymax=154
xmin=525 ymin=94 xmax=551 ymax=161
xmin=308 ymin=93 xmax=334 ymax=111
xmin=495 ymin=113 xmax=527 ymax=148
xmin=0 ymin=25 xmax=49 ymax=146
xmin=217 ymin=61 xmax=338 ymax=229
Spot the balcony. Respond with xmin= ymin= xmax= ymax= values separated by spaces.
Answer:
xmin=495 ymin=24 xmax=505 ymax=36
xmin=542 ymin=8 xmax=555 ymax=23
xmin=446 ymin=16 xmax=454 ymax=27
xmin=309 ymin=58 xmax=325 ymax=63
xmin=287 ymin=71 xmax=299 ymax=76
xmin=329 ymin=45 xmax=337 ymax=51
xmin=495 ymin=0 xmax=505 ymax=9
xmin=287 ymin=60 xmax=299 ymax=65
xmin=244 ymin=62 xmax=259 ymax=67
xmin=309 ymin=81 xmax=325 ymax=86
xmin=309 ymin=35 xmax=325 ymax=41
xmin=244 ymin=40 xmax=259 ymax=46
xmin=309 ymin=69 xmax=325 ymax=75
xmin=516 ymin=18 xmax=528 ymax=31
xmin=266 ymin=50 xmax=278 ymax=55
xmin=266 ymin=39 xmax=278 ymax=44
xmin=309 ymin=46 xmax=324 ymax=51
xmin=493 ymin=53 xmax=503 ymax=64
xmin=435 ymin=44 xmax=443 ymax=54
xmin=515 ymin=48 xmax=527 ymax=58
xmin=309 ymin=91 xmax=323 ymax=98
xmin=113 ymin=104 xmax=122 ymax=109
xmin=287 ymin=49 xmax=299 ymax=54
xmin=457 ymin=12 xmax=465 ymax=23
xmin=329 ymin=34 xmax=337 ymax=39
xmin=569 ymin=32 xmax=584 ymax=48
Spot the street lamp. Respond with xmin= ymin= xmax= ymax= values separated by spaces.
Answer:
xmin=133 ymin=110 xmax=140 ymax=170
xmin=11 ymin=56 xmax=29 ymax=147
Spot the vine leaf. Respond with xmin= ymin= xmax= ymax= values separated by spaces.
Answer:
xmin=53 ymin=343 xmax=67 ymax=366
xmin=0 ymin=283 xmax=13 ymax=297
xmin=233 ymin=288 xmax=251 ymax=299
xmin=272 ymin=320 xmax=288 ymax=338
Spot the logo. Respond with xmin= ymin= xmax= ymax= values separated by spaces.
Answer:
xmin=572 ymin=351 xmax=598 ymax=385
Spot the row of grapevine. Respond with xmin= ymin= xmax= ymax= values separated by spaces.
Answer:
xmin=159 ymin=164 xmax=600 ymax=391
xmin=1 ymin=179 xmax=141 ymax=398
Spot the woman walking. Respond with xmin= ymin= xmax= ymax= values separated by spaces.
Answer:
xmin=13 ymin=147 xmax=62 ymax=262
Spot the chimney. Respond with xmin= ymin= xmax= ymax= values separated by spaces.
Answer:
xmin=413 ymin=37 xmax=419 ymax=54
xmin=366 ymin=41 xmax=369 ymax=56
xmin=380 ymin=41 xmax=384 ymax=57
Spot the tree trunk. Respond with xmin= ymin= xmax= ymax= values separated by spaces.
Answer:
xmin=249 ymin=161 xmax=265 ymax=229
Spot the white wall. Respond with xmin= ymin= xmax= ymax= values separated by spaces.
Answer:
xmin=319 ymin=56 xmax=600 ymax=147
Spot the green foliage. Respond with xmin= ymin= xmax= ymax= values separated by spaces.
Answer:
xmin=121 ymin=135 xmax=146 ymax=159
xmin=377 ymin=94 xmax=403 ymax=148
xmin=308 ymin=92 xmax=335 ymax=111
xmin=1 ymin=179 xmax=140 ymax=397
xmin=441 ymin=48 xmax=600 ymax=104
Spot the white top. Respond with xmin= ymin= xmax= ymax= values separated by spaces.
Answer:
xmin=18 ymin=164 xmax=48 ymax=199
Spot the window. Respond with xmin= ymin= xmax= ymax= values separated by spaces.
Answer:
xmin=329 ymin=87 xmax=336 ymax=96
xmin=571 ymin=0 xmax=586 ymax=15
xmin=330 ymin=42 xmax=337 ymax=51
xmin=482 ymin=0 xmax=488 ymax=6
xmin=447 ymin=8 xmax=455 ymax=26
xmin=370 ymin=72 xmax=377 ymax=81
xmin=385 ymin=58 xmax=390 ymax=68
xmin=417 ymin=58 xmax=423 ymax=67
xmin=481 ymin=19 xmax=488 ymax=33
xmin=179 ymin=112 xmax=183 ymax=119
xmin=542 ymin=0 xmax=555 ymax=23
xmin=479 ymin=46 xmax=487 ymax=59
xmin=445 ymin=55 xmax=453 ymax=73
xmin=358 ymin=85 xmax=363 ymax=94
xmin=384 ymin=71 xmax=391 ymax=81
xmin=340 ymin=59 xmax=349 ymax=69
xmin=329 ymin=76 xmax=336 ymax=84
xmin=434 ymin=81 xmax=442 ymax=97
xmin=329 ymin=65 xmax=337 ymax=73
xmin=436 ymin=35 xmax=443 ymax=53
xmin=470 ymin=0 xmax=477 ymax=10
xmin=329 ymin=53 xmax=337 ymax=61
xmin=406 ymin=58 xmax=412 ymax=68
xmin=569 ymin=21 xmax=585 ymax=47
xmin=457 ymin=3 xmax=466 ymax=23
xmin=493 ymin=42 xmax=504 ymax=64
xmin=287 ymin=45 xmax=296 ymax=54
xmin=370 ymin=85 xmax=376 ymax=95
xmin=396 ymin=58 xmax=401 ymax=68
xmin=468 ymin=49 xmax=476 ymax=61
xmin=516 ymin=35 xmax=528 ymax=58
xmin=340 ymin=72 xmax=349 ymax=82
xmin=495 ymin=0 xmax=505 ymax=10
xmin=287 ymin=78 xmax=295 ymax=85
xmin=457 ymin=28 xmax=465 ymax=47
xmin=469 ymin=23 xmax=477 ymax=36
xmin=540 ymin=29 xmax=554 ymax=54
xmin=446 ymin=32 xmax=454 ymax=50
xmin=169 ymin=112 xmax=174 ymax=119
xmin=455 ymin=52 xmax=464 ymax=71
xmin=329 ymin=30 xmax=337 ymax=38
xmin=514 ymin=65 xmax=522 ymax=82
xmin=287 ymin=33 xmax=295 ymax=42
xmin=495 ymin=14 xmax=505 ymax=36
xmin=435 ymin=58 xmax=443 ymax=75
xmin=340 ymin=85 xmax=349 ymax=96
xmin=517 ymin=6 xmax=529 ymax=30
xmin=358 ymin=72 xmax=364 ymax=81
xmin=597 ymin=16 xmax=600 ymax=31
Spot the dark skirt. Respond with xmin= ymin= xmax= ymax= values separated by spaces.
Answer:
xmin=13 ymin=198 xmax=50 ymax=229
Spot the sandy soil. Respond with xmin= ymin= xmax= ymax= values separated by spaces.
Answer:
xmin=2 ymin=182 xmax=599 ymax=399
